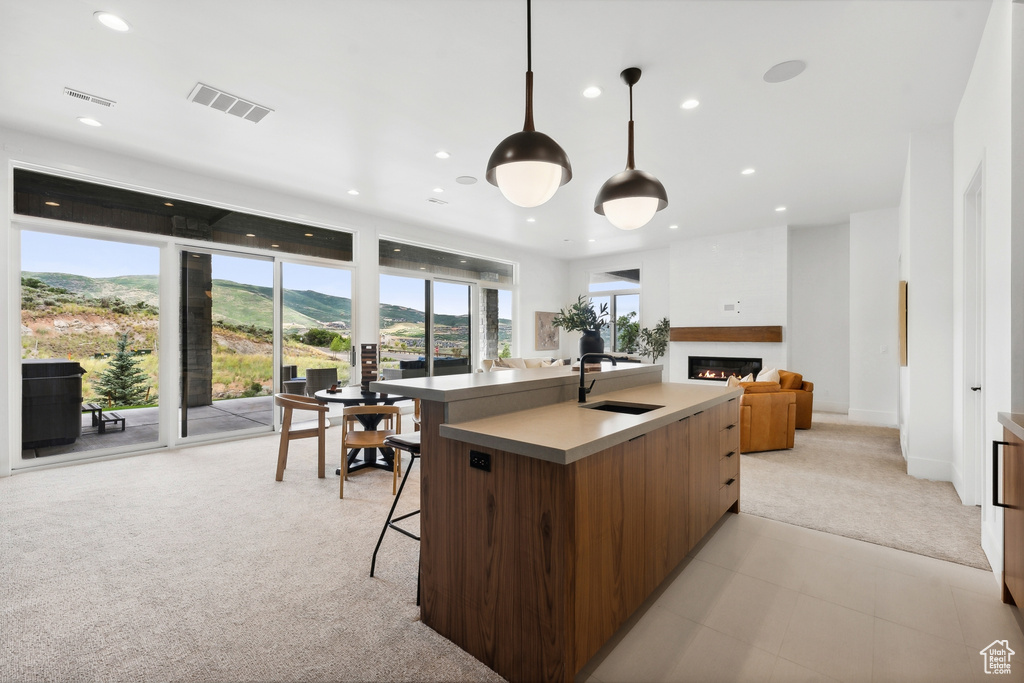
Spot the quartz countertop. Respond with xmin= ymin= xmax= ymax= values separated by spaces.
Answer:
xmin=370 ymin=362 xmax=662 ymax=403
xmin=439 ymin=382 xmax=741 ymax=465
xmin=998 ymin=413 xmax=1024 ymax=441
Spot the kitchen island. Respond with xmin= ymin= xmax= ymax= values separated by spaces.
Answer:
xmin=372 ymin=365 xmax=741 ymax=683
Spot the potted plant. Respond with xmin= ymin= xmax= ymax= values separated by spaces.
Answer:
xmin=552 ymin=295 xmax=609 ymax=357
xmin=637 ymin=317 xmax=671 ymax=364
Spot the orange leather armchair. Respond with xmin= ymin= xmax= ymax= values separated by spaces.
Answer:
xmin=777 ymin=370 xmax=813 ymax=429
xmin=739 ymin=382 xmax=796 ymax=453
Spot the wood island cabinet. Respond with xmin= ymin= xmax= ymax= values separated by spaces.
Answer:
xmin=419 ymin=395 xmax=741 ymax=683
xmin=1002 ymin=426 xmax=1024 ymax=605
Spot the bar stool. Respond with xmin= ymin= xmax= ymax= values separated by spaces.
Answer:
xmin=370 ymin=431 xmax=421 ymax=604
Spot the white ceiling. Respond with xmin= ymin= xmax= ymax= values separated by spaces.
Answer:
xmin=0 ymin=0 xmax=992 ymax=258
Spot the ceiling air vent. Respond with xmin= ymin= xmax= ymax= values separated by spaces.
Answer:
xmin=427 ymin=197 xmax=448 ymax=205
xmin=187 ymin=83 xmax=272 ymax=123
xmin=63 ymin=87 xmax=116 ymax=108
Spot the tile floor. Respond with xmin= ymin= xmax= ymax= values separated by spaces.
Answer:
xmin=578 ymin=512 xmax=1024 ymax=683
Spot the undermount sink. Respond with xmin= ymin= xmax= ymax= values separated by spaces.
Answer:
xmin=582 ymin=401 xmax=663 ymax=415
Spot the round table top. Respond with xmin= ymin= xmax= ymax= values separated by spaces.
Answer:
xmin=313 ymin=387 xmax=407 ymax=406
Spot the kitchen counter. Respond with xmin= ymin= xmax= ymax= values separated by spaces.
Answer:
xmin=412 ymin=372 xmax=742 ymax=683
xmin=440 ymin=381 xmax=741 ymax=465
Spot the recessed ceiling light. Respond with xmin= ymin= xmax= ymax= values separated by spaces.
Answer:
xmin=419 ymin=267 xmax=426 ymax=270
xmin=455 ymin=175 xmax=477 ymax=185
xmin=435 ymin=151 xmax=450 ymax=159
xmin=741 ymin=168 xmax=756 ymax=175
xmin=588 ymin=239 xmax=596 ymax=243
xmin=763 ymin=60 xmax=806 ymax=84
xmin=94 ymin=11 xmax=131 ymax=32
xmin=347 ymin=189 xmax=359 ymax=195
xmin=45 ymin=201 xmax=60 ymax=207
xmin=669 ymin=224 xmax=679 ymax=230
xmin=271 ymin=244 xmax=279 ymax=248
xmin=526 ymin=217 xmax=536 ymax=223
xmin=304 ymin=233 xmax=313 ymax=237
xmin=433 ymin=187 xmax=444 ymax=193
xmin=775 ymin=206 xmax=787 ymax=212
xmin=163 ymin=202 xmax=174 ymax=207
xmin=680 ymin=99 xmax=700 ymax=110
xmin=77 ymin=117 xmax=102 ymax=127
xmin=245 ymin=233 xmax=255 ymax=237
xmin=582 ymin=86 xmax=602 ymax=98
xmin=393 ymin=248 xmax=401 ymax=252
xmin=459 ymin=260 xmax=467 ymax=263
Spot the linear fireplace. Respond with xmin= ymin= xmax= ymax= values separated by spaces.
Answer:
xmin=688 ymin=356 xmax=762 ymax=382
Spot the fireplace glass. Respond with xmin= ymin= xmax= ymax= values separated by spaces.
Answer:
xmin=688 ymin=356 xmax=763 ymax=381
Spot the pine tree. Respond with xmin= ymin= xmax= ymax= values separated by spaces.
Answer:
xmin=94 ymin=332 xmax=149 ymax=406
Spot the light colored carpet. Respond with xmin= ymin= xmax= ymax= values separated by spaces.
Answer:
xmin=741 ymin=413 xmax=990 ymax=571
xmin=0 ymin=432 xmax=504 ymax=683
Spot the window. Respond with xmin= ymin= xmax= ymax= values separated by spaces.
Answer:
xmin=589 ymin=268 xmax=641 ymax=353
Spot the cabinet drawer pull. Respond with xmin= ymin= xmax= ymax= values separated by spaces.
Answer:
xmin=724 ymin=478 xmax=735 ymax=486
xmin=724 ymin=451 xmax=735 ymax=458
xmin=994 ymin=440 xmax=1011 ymax=509
xmin=725 ymin=424 xmax=736 ymax=431
xmin=693 ymin=410 xmax=704 ymax=416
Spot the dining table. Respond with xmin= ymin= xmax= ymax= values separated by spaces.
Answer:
xmin=314 ymin=387 xmax=409 ymax=475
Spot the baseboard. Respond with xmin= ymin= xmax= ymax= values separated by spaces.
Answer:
xmin=907 ymin=456 xmax=953 ymax=482
xmin=814 ymin=401 xmax=848 ymax=413
xmin=847 ymin=408 xmax=897 ymax=426
xmin=951 ymin=464 xmax=965 ymax=504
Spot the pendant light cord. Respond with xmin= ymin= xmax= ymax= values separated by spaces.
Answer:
xmin=523 ymin=0 xmax=535 ymax=132
xmin=626 ymin=83 xmax=635 ymax=170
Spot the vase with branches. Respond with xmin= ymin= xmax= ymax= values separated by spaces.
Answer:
xmin=552 ymin=295 xmax=609 ymax=357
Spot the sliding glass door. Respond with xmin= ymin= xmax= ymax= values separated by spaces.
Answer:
xmin=281 ymin=262 xmax=354 ymax=389
xmin=180 ymin=250 xmax=274 ymax=439
xmin=19 ymin=231 xmax=162 ymax=463
xmin=431 ymin=280 xmax=472 ymax=376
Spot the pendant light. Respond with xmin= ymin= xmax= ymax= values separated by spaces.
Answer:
xmin=486 ymin=0 xmax=572 ymax=208
xmin=595 ymin=67 xmax=668 ymax=230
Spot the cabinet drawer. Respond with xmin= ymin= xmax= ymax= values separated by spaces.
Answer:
xmin=720 ymin=449 xmax=739 ymax=484
xmin=719 ymin=476 xmax=739 ymax=512
xmin=720 ymin=424 xmax=739 ymax=456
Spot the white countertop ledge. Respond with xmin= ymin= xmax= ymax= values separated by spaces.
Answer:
xmin=439 ymin=382 xmax=741 ymax=465
xmin=371 ymin=363 xmax=662 ymax=403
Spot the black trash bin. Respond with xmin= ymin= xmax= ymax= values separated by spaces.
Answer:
xmin=22 ymin=359 xmax=87 ymax=449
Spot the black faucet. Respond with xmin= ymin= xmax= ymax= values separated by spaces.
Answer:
xmin=579 ymin=353 xmax=618 ymax=403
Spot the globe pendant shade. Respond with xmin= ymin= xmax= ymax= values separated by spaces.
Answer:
xmin=594 ymin=168 xmax=668 ymax=230
xmin=486 ymin=130 xmax=572 ymax=208
xmin=601 ymin=196 xmax=660 ymax=231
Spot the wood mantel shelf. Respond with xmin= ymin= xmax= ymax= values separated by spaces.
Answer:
xmin=670 ymin=326 xmax=783 ymax=343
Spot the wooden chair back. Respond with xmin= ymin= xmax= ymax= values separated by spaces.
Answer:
xmin=340 ymin=405 xmax=401 ymax=499
xmin=274 ymin=393 xmax=329 ymax=481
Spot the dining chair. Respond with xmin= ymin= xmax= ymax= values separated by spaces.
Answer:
xmin=339 ymin=405 xmax=401 ymax=499
xmin=413 ymin=398 xmax=420 ymax=432
xmin=274 ymin=393 xmax=329 ymax=481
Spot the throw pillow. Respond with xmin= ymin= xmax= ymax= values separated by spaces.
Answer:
xmin=778 ymin=370 xmax=803 ymax=390
xmin=740 ymin=373 xmax=754 ymax=382
xmin=726 ymin=375 xmax=742 ymax=387
xmin=504 ymin=357 xmax=527 ymax=369
xmin=757 ymin=367 xmax=780 ymax=384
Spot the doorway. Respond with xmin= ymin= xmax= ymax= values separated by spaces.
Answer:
xmin=962 ymin=163 xmax=985 ymax=506
xmin=179 ymin=249 xmax=274 ymax=440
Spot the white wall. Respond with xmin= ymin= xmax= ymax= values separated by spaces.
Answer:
xmin=667 ymin=226 xmax=789 ymax=382
xmin=898 ymin=128 xmax=956 ymax=481
xmin=565 ymin=249 xmax=671 ymax=371
xmin=952 ymin=0 xmax=1013 ymax=579
xmin=848 ymin=209 xmax=899 ymax=425
xmin=0 ymin=126 xmax=570 ymax=476
xmin=788 ymin=224 xmax=850 ymax=413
